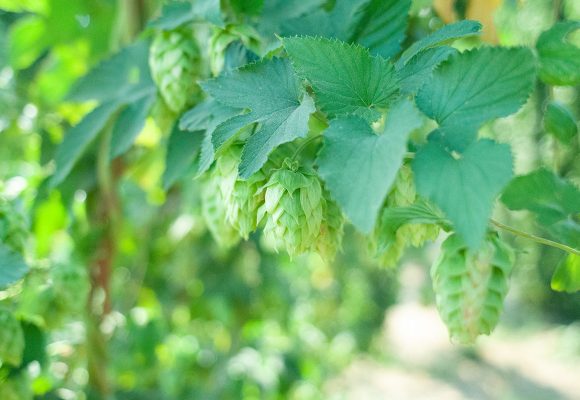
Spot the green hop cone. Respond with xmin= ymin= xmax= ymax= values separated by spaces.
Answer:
xmin=316 ymin=195 xmax=344 ymax=262
xmin=149 ymin=27 xmax=201 ymax=113
xmin=0 ymin=197 xmax=28 ymax=254
xmin=209 ymin=24 xmax=261 ymax=76
xmin=0 ymin=309 xmax=25 ymax=366
xmin=201 ymin=173 xmax=241 ymax=249
xmin=431 ymin=233 xmax=514 ymax=345
xmin=258 ymin=164 xmax=324 ymax=258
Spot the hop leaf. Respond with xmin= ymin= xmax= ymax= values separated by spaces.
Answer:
xmin=0 ymin=309 xmax=25 ymax=366
xmin=431 ymin=233 xmax=514 ymax=344
xmin=258 ymin=165 xmax=324 ymax=258
xmin=149 ymin=27 xmax=201 ymax=113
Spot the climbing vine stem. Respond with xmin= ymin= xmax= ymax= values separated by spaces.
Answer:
xmin=491 ymin=219 xmax=580 ymax=256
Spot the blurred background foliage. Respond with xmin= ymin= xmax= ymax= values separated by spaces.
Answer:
xmin=0 ymin=0 xmax=579 ymax=399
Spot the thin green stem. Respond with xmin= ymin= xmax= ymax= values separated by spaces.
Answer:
xmin=290 ymin=135 xmax=323 ymax=162
xmin=491 ymin=219 xmax=580 ymax=256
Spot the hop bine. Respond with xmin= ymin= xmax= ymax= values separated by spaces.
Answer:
xmin=149 ymin=26 xmax=201 ymax=113
xmin=431 ymin=233 xmax=514 ymax=344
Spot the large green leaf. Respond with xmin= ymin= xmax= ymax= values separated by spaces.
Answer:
xmin=317 ymin=99 xmax=423 ymax=233
xmin=416 ymin=46 xmax=536 ymax=150
xmin=501 ymin=169 xmax=580 ymax=226
xmin=201 ymin=58 xmax=315 ymax=178
xmin=544 ymin=101 xmax=578 ymax=144
xmin=537 ymin=21 xmax=580 ymax=86
xmin=397 ymin=46 xmax=456 ymax=95
xmin=552 ymin=255 xmax=580 ymax=293
xmin=413 ymin=139 xmax=513 ymax=249
xmin=283 ymin=36 xmax=398 ymax=122
xmin=0 ymin=242 xmax=29 ymax=289
xmin=50 ymin=101 xmax=119 ymax=187
xmin=397 ymin=20 xmax=482 ymax=66
xmin=67 ymin=41 xmax=155 ymax=103
xmin=352 ymin=0 xmax=411 ymax=58
xmin=109 ymin=94 xmax=156 ymax=159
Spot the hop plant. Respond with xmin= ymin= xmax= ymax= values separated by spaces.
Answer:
xmin=149 ymin=27 xmax=201 ymax=113
xmin=316 ymin=195 xmax=345 ymax=262
xmin=0 ymin=197 xmax=28 ymax=254
xmin=258 ymin=163 xmax=324 ymax=258
xmin=431 ymin=233 xmax=514 ymax=344
xmin=201 ymin=173 xmax=241 ymax=249
xmin=0 ymin=309 xmax=25 ymax=366
xmin=209 ymin=25 xmax=261 ymax=76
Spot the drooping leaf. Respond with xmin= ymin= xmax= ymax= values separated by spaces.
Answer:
xmin=258 ymin=0 xmax=325 ymax=36
xmin=397 ymin=46 xmax=456 ymax=95
xmin=397 ymin=20 xmax=482 ymax=66
xmin=162 ymin=125 xmax=204 ymax=189
xmin=67 ymin=41 xmax=155 ymax=103
xmin=552 ymin=254 xmax=580 ymax=293
xmin=201 ymin=58 xmax=315 ymax=178
xmin=317 ymin=99 xmax=423 ymax=233
xmin=352 ymin=0 xmax=411 ymax=58
xmin=501 ymin=169 xmax=580 ymax=226
xmin=544 ymin=101 xmax=578 ymax=144
xmin=416 ymin=46 xmax=536 ymax=150
xmin=537 ymin=21 xmax=580 ymax=86
xmin=50 ymin=102 xmax=120 ymax=187
xmin=109 ymin=94 xmax=156 ymax=159
xmin=413 ymin=139 xmax=513 ymax=249
xmin=0 ymin=242 xmax=29 ymax=289
xmin=283 ymin=36 xmax=398 ymax=122
xmin=148 ymin=1 xmax=196 ymax=30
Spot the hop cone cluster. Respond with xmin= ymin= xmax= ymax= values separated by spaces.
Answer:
xmin=0 ymin=197 xmax=28 ymax=253
xmin=149 ymin=27 xmax=201 ymax=113
xmin=431 ymin=233 xmax=514 ymax=344
xmin=372 ymin=164 xmax=439 ymax=267
xmin=0 ymin=309 xmax=25 ymax=366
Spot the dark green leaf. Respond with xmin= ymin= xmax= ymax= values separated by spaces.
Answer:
xmin=501 ymin=169 xmax=580 ymax=226
xmin=0 ymin=242 xmax=29 ymax=289
xmin=552 ymin=254 xmax=580 ymax=293
xmin=317 ymin=99 xmax=423 ymax=233
xmin=163 ymin=125 xmax=204 ymax=189
xmin=413 ymin=139 xmax=513 ymax=249
xmin=201 ymin=58 xmax=315 ymax=178
xmin=397 ymin=46 xmax=456 ymax=95
xmin=397 ymin=20 xmax=482 ymax=66
xmin=537 ymin=21 xmax=580 ymax=86
xmin=544 ymin=101 xmax=578 ymax=144
xmin=283 ymin=36 xmax=398 ymax=122
xmin=110 ymin=94 xmax=155 ymax=159
xmin=50 ymin=102 xmax=119 ymax=187
xmin=416 ymin=46 xmax=536 ymax=150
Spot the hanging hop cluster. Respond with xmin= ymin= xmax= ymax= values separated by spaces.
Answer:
xmin=372 ymin=164 xmax=440 ymax=267
xmin=149 ymin=26 xmax=201 ymax=113
xmin=0 ymin=308 xmax=25 ymax=366
xmin=431 ymin=233 xmax=514 ymax=344
xmin=0 ymin=197 xmax=28 ymax=254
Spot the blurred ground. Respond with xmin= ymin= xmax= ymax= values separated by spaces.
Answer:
xmin=325 ymin=262 xmax=580 ymax=400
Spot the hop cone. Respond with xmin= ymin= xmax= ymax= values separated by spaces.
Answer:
xmin=201 ymin=173 xmax=240 ymax=249
xmin=316 ymin=195 xmax=345 ymax=262
xmin=149 ymin=27 xmax=201 ymax=113
xmin=0 ymin=197 xmax=27 ymax=254
xmin=0 ymin=309 xmax=25 ymax=366
xmin=431 ymin=233 xmax=514 ymax=344
xmin=258 ymin=166 xmax=324 ymax=258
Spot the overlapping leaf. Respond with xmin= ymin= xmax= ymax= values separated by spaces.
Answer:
xmin=416 ymin=46 xmax=536 ymax=150
xmin=317 ymin=99 xmax=422 ymax=233
xmin=544 ymin=102 xmax=578 ymax=144
xmin=413 ymin=139 xmax=513 ymax=249
xmin=201 ymin=57 xmax=315 ymax=178
xmin=537 ymin=21 xmax=580 ymax=86
xmin=283 ymin=37 xmax=398 ymax=122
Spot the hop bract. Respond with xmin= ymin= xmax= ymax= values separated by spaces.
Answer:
xmin=149 ymin=27 xmax=201 ymax=113
xmin=258 ymin=166 xmax=324 ymax=258
xmin=431 ymin=233 xmax=514 ymax=344
xmin=316 ymin=195 xmax=345 ymax=262
xmin=201 ymin=174 xmax=240 ymax=249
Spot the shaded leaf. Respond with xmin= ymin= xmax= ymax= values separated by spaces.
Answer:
xmin=163 ymin=125 xmax=204 ymax=189
xmin=110 ymin=94 xmax=156 ymax=159
xmin=552 ymin=254 xmax=580 ymax=293
xmin=537 ymin=21 xmax=580 ymax=86
xmin=0 ymin=242 xmax=29 ymax=289
xmin=544 ymin=101 xmax=578 ymax=144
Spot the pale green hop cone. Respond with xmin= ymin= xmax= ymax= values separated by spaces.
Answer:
xmin=316 ymin=195 xmax=345 ymax=262
xmin=431 ymin=233 xmax=514 ymax=345
xmin=201 ymin=174 xmax=240 ymax=249
xmin=149 ymin=27 xmax=201 ymax=113
xmin=258 ymin=166 xmax=324 ymax=258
